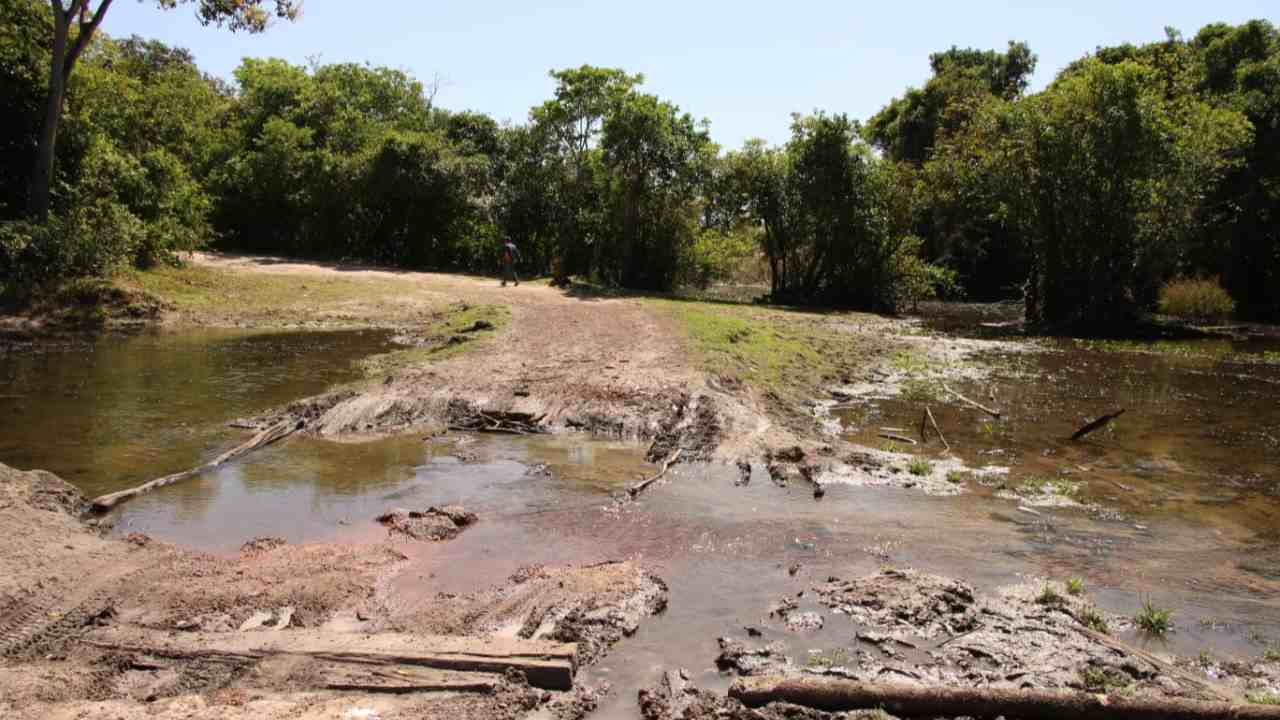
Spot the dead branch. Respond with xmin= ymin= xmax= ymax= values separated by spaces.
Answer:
xmin=730 ymin=676 xmax=1269 ymax=719
xmin=878 ymin=433 xmax=917 ymax=446
xmin=942 ymin=383 xmax=1001 ymax=419
xmin=628 ymin=449 xmax=683 ymax=498
xmin=90 ymin=419 xmax=300 ymax=512
xmin=1070 ymin=409 xmax=1126 ymax=442
xmin=925 ymin=406 xmax=950 ymax=453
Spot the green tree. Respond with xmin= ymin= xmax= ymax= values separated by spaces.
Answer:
xmin=26 ymin=0 xmax=297 ymax=218
xmin=1000 ymin=60 xmax=1250 ymax=328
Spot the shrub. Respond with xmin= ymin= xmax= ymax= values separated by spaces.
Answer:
xmin=1134 ymin=599 xmax=1173 ymax=636
xmin=1158 ymin=277 xmax=1236 ymax=321
xmin=1078 ymin=605 xmax=1110 ymax=634
xmin=908 ymin=458 xmax=933 ymax=476
xmin=1066 ymin=578 xmax=1085 ymax=596
xmin=1037 ymin=583 xmax=1063 ymax=606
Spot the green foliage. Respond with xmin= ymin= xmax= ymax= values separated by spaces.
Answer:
xmin=1157 ymin=277 xmax=1236 ymax=320
xmin=1247 ymin=692 xmax=1280 ymax=706
xmin=1037 ymin=583 xmax=1063 ymax=606
xmin=1078 ymin=665 xmax=1128 ymax=693
xmin=1263 ymin=646 xmax=1280 ymax=663
xmin=907 ymin=458 xmax=933 ymax=477
xmin=1066 ymin=578 xmax=1085 ymax=596
xmin=1134 ymin=599 xmax=1173 ymax=636
xmin=1078 ymin=606 xmax=1110 ymax=634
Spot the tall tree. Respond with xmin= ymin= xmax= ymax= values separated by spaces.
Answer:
xmin=27 ymin=0 xmax=298 ymax=218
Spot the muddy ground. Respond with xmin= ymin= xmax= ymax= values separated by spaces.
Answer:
xmin=4 ymin=254 xmax=1280 ymax=718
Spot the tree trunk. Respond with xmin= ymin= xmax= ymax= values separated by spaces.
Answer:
xmin=27 ymin=7 xmax=71 ymax=218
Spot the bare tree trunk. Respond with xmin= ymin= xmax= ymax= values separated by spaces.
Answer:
xmin=27 ymin=0 xmax=112 ymax=218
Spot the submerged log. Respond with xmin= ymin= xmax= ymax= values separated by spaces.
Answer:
xmin=90 ymin=419 xmax=301 ymax=512
xmin=730 ymin=676 xmax=1274 ymax=720
xmin=628 ymin=449 xmax=683 ymax=498
xmin=942 ymin=383 xmax=1002 ymax=419
xmin=925 ymin=405 xmax=950 ymax=453
xmin=1070 ymin=409 xmax=1126 ymax=442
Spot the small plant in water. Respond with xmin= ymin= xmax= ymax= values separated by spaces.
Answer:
xmin=908 ymin=458 xmax=933 ymax=477
xmin=1077 ymin=605 xmax=1110 ymax=634
xmin=1066 ymin=578 xmax=1085 ymax=596
xmin=1037 ymin=583 xmax=1063 ymax=606
xmin=1134 ymin=599 xmax=1173 ymax=636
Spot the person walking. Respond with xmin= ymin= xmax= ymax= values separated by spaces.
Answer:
xmin=500 ymin=239 xmax=521 ymax=287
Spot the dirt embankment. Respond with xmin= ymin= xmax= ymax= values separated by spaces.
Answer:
xmin=0 ymin=462 xmax=665 ymax=719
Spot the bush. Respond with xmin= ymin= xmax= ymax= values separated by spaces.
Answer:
xmin=1158 ymin=277 xmax=1236 ymax=321
xmin=677 ymin=227 xmax=766 ymax=289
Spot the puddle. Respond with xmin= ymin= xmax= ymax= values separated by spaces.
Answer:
xmin=0 ymin=328 xmax=400 ymax=497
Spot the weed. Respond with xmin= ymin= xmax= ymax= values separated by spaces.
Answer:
xmin=1198 ymin=650 xmax=1213 ymax=667
xmin=900 ymin=378 xmax=941 ymax=402
xmin=1077 ymin=606 xmax=1110 ymax=634
xmin=1066 ymin=578 xmax=1085 ymax=596
xmin=908 ymin=458 xmax=933 ymax=477
xmin=1078 ymin=665 xmax=1127 ymax=693
xmin=1264 ymin=646 xmax=1280 ymax=663
xmin=1134 ymin=599 xmax=1173 ymax=636
xmin=1017 ymin=475 xmax=1081 ymax=498
xmin=889 ymin=350 xmax=930 ymax=375
xmin=1037 ymin=583 xmax=1063 ymax=606
xmin=1247 ymin=692 xmax=1280 ymax=705
xmin=806 ymin=647 xmax=851 ymax=667
xmin=945 ymin=470 xmax=968 ymax=485
xmin=879 ymin=440 xmax=899 ymax=454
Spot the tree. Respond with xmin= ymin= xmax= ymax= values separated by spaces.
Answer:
xmin=26 ymin=0 xmax=298 ymax=218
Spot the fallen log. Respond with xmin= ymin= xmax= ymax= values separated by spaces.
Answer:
xmin=320 ymin=663 xmax=499 ymax=693
xmin=628 ymin=449 xmax=683 ymax=498
xmin=925 ymin=406 xmax=950 ymax=453
xmin=878 ymin=433 xmax=917 ymax=446
xmin=1070 ymin=409 xmax=1126 ymax=442
xmin=942 ymin=383 xmax=1001 ymax=419
xmin=729 ymin=676 xmax=1276 ymax=720
xmin=81 ymin=627 xmax=576 ymax=691
xmin=90 ymin=419 xmax=300 ymax=512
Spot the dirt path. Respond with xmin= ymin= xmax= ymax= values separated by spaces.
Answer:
xmin=192 ymin=252 xmax=775 ymax=457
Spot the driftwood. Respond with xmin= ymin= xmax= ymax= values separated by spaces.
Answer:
xmin=924 ymin=406 xmax=950 ymax=452
xmin=81 ymin=627 xmax=576 ymax=691
xmin=449 ymin=409 xmax=547 ymax=435
xmin=628 ymin=449 xmax=683 ymax=498
xmin=729 ymin=676 xmax=1276 ymax=720
xmin=320 ymin=663 xmax=499 ymax=693
xmin=942 ymin=383 xmax=1001 ymax=419
xmin=1070 ymin=409 xmax=1126 ymax=442
xmin=90 ymin=419 xmax=301 ymax=512
xmin=878 ymin=433 xmax=917 ymax=446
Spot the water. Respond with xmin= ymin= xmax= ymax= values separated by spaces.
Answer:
xmin=2 ymin=324 xmax=1279 ymax=718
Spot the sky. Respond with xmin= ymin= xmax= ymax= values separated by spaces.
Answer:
xmin=101 ymin=0 xmax=1277 ymax=149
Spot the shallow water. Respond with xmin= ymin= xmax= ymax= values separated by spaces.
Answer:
xmin=3 ymin=324 xmax=1280 ymax=718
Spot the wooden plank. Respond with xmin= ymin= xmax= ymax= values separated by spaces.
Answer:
xmin=82 ymin=627 xmax=577 ymax=691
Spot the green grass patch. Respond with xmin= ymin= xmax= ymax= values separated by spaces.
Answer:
xmin=1066 ymin=578 xmax=1085 ymax=596
xmin=1134 ymin=599 xmax=1173 ymax=636
xmin=1078 ymin=665 xmax=1128 ymax=693
xmin=653 ymin=300 xmax=888 ymax=407
xmin=889 ymin=350 xmax=930 ymax=375
xmin=1037 ymin=583 xmax=1063 ymax=606
xmin=1078 ymin=605 xmax=1110 ymax=634
xmin=1263 ymin=646 xmax=1280 ymax=663
xmin=900 ymin=378 xmax=942 ymax=402
xmin=1017 ymin=475 xmax=1082 ymax=498
xmin=356 ymin=304 xmax=509 ymax=377
xmin=908 ymin=458 xmax=933 ymax=477
xmin=1247 ymin=692 xmax=1280 ymax=706
xmin=946 ymin=470 xmax=969 ymax=485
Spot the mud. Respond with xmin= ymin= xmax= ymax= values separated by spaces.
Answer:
xmin=0 ymin=462 xmax=669 ymax=719
xmin=377 ymin=505 xmax=478 ymax=541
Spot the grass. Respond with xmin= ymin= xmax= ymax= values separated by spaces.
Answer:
xmin=1037 ymin=583 xmax=1063 ymax=606
xmin=908 ymin=458 xmax=933 ymax=477
xmin=1247 ymin=692 xmax=1280 ymax=706
xmin=655 ymin=300 xmax=896 ymax=409
xmin=805 ymin=647 xmax=851 ymax=667
xmin=1066 ymin=578 xmax=1085 ymax=596
xmin=900 ymin=378 xmax=942 ymax=402
xmin=1134 ymin=599 xmax=1173 ymax=636
xmin=1078 ymin=605 xmax=1111 ymax=634
xmin=1017 ymin=475 xmax=1082 ymax=498
xmin=125 ymin=263 xmax=430 ymax=328
xmin=356 ymin=304 xmax=509 ymax=377
xmin=946 ymin=470 xmax=969 ymax=485
xmin=1264 ymin=647 xmax=1280 ymax=663
xmin=1078 ymin=666 xmax=1128 ymax=694
xmin=889 ymin=349 xmax=930 ymax=375
xmin=1158 ymin=277 xmax=1235 ymax=321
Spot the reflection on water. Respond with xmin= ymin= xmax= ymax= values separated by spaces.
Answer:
xmin=835 ymin=337 xmax=1280 ymax=542
xmin=0 ymin=328 xmax=398 ymax=496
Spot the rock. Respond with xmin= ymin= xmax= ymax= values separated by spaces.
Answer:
xmin=239 ymin=536 xmax=287 ymax=557
xmin=716 ymin=638 xmax=793 ymax=677
xmin=377 ymin=506 xmax=477 ymax=541
xmin=783 ymin=611 xmax=824 ymax=632
xmin=238 ymin=610 xmax=273 ymax=632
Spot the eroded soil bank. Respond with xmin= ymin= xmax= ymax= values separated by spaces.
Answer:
xmin=3 ymin=254 xmax=1280 ymax=718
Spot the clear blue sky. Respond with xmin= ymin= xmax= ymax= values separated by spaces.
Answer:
xmin=102 ymin=0 xmax=1276 ymax=149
